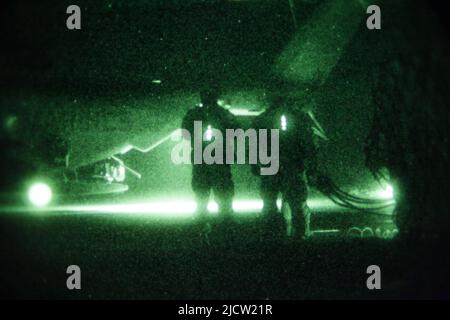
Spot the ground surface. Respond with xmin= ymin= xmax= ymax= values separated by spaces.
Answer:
xmin=0 ymin=208 xmax=407 ymax=300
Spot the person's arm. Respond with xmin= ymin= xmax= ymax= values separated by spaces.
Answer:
xmin=299 ymin=112 xmax=319 ymax=184
xmin=250 ymin=114 xmax=262 ymax=176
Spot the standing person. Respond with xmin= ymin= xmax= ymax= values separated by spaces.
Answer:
xmin=181 ymin=88 xmax=238 ymax=222
xmin=252 ymin=96 xmax=318 ymax=239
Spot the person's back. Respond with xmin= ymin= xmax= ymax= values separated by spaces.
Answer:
xmin=253 ymin=103 xmax=315 ymax=174
xmin=181 ymin=89 xmax=238 ymax=220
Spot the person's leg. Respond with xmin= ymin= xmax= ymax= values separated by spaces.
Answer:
xmin=213 ymin=167 xmax=234 ymax=221
xmin=260 ymin=176 xmax=279 ymax=217
xmin=284 ymin=172 xmax=310 ymax=238
xmin=192 ymin=166 xmax=211 ymax=219
xmin=260 ymin=175 xmax=284 ymax=238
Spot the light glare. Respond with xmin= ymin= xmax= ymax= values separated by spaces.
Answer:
xmin=28 ymin=182 xmax=52 ymax=207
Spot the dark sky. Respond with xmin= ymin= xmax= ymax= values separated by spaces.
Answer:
xmin=1 ymin=0 xmax=323 ymax=96
xmin=2 ymin=0 xmax=449 ymax=94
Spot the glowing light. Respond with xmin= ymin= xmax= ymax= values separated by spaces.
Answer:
xmin=208 ymin=199 xmax=264 ymax=214
xmin=281 ymin=115 xmax=287 ymax=131
xmin=66 ymin=197 xmax=336 ymax=216
xmin=27 ymin=182 xmax=53 ymax=207
xmin=377 ymin=184 xmax=394 ymax=200
xmin=120 ymin=130 xmax=177 ymax=154
xmin=311 ymin=229 xmax=340 ymax=234
xmin=207 ymin=201 xmax=218 ymax=213
xmin=229 ymin=108 xmax=263 ymax=117
xmin=233 ymin=200 xmax=264 ymax=212
xmin=3 ymin=196 xmax=344 ymax=217
xmin=205 ymin=125 xmax=213 ymax=141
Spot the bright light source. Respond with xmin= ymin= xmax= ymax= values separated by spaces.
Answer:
xmin=208 ymin=199 xmax=264 ymax=213
xmin=207 ymin=201 xmax=218 ymax=213
xmin=10 ymin=195 xmax=342 ymax=217
xmin=233 ymin=200 xmax=263 ymax=212
xmin=281 ymin=115 xmax=287 ymax=131
xmin=311 ymin=229 xmax=340 ymax=234
xmin=205 ymin=125 xmax=213 ymax=141
xmin=28 ymin=182 xmax=52 ymax=207
xmin=229 ymin=108 xmax=263 ymax=117
xmin=76 ymin=198 xmax=335 ymax=216
xmin=377 ymin=184 xmax=394 ymax=200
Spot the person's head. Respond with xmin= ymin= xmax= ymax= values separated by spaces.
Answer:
xmin=200 ymin=88 xmax=220 ymax=108
xmin=267 ymin=94 xmax=288 ymax=111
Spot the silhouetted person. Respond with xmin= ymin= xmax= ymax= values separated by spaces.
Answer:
xmin=181 ymin=88 xmax=238 ymax=221
xmin=252 ymin=96 xmax=318 ymax=239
